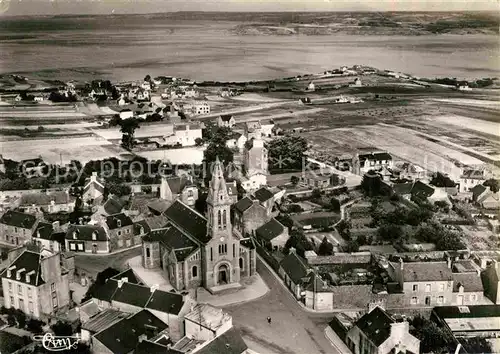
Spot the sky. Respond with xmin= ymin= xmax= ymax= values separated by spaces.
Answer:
xmin=0 ymin=0 xmax=498 ymax=16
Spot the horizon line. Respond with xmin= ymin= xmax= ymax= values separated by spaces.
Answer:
xmin=1 ymin=9 xmax=497 ymax=18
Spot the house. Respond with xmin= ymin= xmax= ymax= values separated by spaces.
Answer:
xmin=397 ymin=162 xmax=426 ymax=181
xmin=392 ymin=182 xmax=414 ymax=200
xmin=119 ymin=109 xmax=134 ymax=120
xmin=92 ymin=310 xmax=169 ymax=354
xmin=1 ymin=249 xmax=71 ymax=319
xmin=410 ymin=180 xmax=451 ymax=205
xmin=299 ymin=97 xmax=312 ymax=105
xmin=65 ymin=225 xmax=110 ymax=254
xmin=353 ymin=152 xmax=393 ymax=175
xmin=104 ymin=213 xmax=137 ymax=251
xmin=33 ymin=94 xmax=44 ymax=102
xmin=18 ymin=191 xmax=76 ymax=214
xmin=389 ymin=259 xmax=480 ymax=307
xmin=349 ymin=78 xmax=362 ymax=87
xmin=173 ymin=123 xmax=203 ymax=147
xmin=345 ymin=306 xmax=420 ymax=354
xmin=243 ymin=137 xmax=268 ymax=192
xmin=300 ymin=172 xmax=340 ymax=189
xmin=255 ymin=218 xmax=289 ymax=251
xmin=484 ymin=260 xmax=500 ymax=304
xmin=432 ymin=305 xmax=500 ymax=339
xmin=141 ymin=81 xmax=151 ymax=91
xmin=457 ymin=82 xmax=472 ymax=91
xmin=459 ymin=169 xmax=486 ymax=193
xmin=80 ymin=308 xmax=128 ymax=342
xmin=279 ymin=248 xmax=310 ymax=299
xmin=260 ymin=121 xmax=275 ymax=138
xmin=185 ymin=101 xmax=210 ymax=116
xmin=190 ymin=327 xmax=249 ymax=354
xmin=159 ymin=175 xmax=198 ymax=206
xmin=244 ymin=121 xmax=262 ymax=140
xmin=233 ymin=196 xmax=270 ymax=237
xmin=184 ymin=304 xmax=232 ymax=341
xmin=217 ymin=114 xmax=235 ymax=128
xmin=117 ymin=96 xmax=127 ymax=106
xmin=0 ymin=210 xmax=39 ymax=246
xmin=307 ymin=82 xmax=315 ymax=91
xmin=83 ymin=172 xmax=105 ymax=202
xmin=226 ymin=133 xmax=247 ymax=151
xmin=136 ymin=88 xmax=150 ymax=101
xmin=33 ymin=222 xmax=65 ymax=253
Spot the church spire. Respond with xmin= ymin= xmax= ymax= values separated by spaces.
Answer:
xmin=207 ymin=156 xmax=229 ymax=205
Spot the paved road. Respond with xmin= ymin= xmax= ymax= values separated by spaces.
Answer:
xmin=223 ymin=259 xmax=337 ymax=354
xmin=74 ymin=247 xmax=142 ymax=278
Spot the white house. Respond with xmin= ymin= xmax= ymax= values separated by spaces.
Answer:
xmin=307 ymin=82 xmax=315 ymax=91
xmin=119 ymin=109 xmax=134 ymax=120
xmin=185 ymin=101 xmax=210 ymax=116
xmin=33 ymin=95 xmax=44 ymax=102
xmin=459 ymin=169 xmax=486 ymax=193
xmin=141 ymin=81 xmax=151 ymax=91
xmin=260 ymin=121 xmax=275 ymax=138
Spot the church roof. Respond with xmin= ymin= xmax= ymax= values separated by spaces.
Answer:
xmin=164 ymin=200 xmax=209 ymax=244
xmin=146 ymin=225 xmax=198 ymax=253
xmin=233 ymin=197 xmax=254 ymax=213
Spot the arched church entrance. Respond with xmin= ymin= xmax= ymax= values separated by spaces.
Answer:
xmin=218 ymin=264 xmax=229 ymax=285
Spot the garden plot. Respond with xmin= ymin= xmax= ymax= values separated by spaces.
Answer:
xmin=434 ymin=114 xmax=500 ymax=137
xmin=138 ymin=147 xmax=205 ymax=165
xmin=0 ymin=136 xmax=127 ymax=165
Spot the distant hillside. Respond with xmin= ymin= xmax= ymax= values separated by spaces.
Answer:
xmin=228 ymin=12 xmax=499 ymax=36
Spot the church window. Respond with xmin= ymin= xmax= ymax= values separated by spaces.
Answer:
xmin=219 ymin=244 xmax=227 ymax=255
xmin=223 ymin=210 xmax=227 ymax=229
xmin=233 ymin=244 xmax=235 ymax=257
xmin=218 ymin=210 xmax=222 ymax=228
xmin=239 ymin=257 xmax=244 ymax=270
xmin=146 ymin=248 xmax=150 ymax=258
xmin=220 ymin=195 xmax=223 ymax=201
xmin=210 ymin=248 xmax=213 ymax=261
xmin=192 ymin=266 xmax=198 ymax=278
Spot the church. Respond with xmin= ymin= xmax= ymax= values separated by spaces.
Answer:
xmin=141 ymin=158 xmax=257 ymax=293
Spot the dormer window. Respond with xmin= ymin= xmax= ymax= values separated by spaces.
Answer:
xmin=117 ymin=219 xmax=122 ymax=228
xmin=92 ymin=231 xmax=97 ymax=241
xmin=73 ymin=231 xmax=77 ymax=240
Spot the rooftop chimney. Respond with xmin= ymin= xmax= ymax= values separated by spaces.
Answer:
xmin=447 ymin=256 xmax=452 ymax=269
xmin=117 ymin=279 xmax=125 ymax=288
xmin=399 ymin=258 xmax=404 ymax=270
xmin=150 ymin=284 xmax=159 ymax=293
xmin=138 ymin=334 xmax=147 ymax=343
xmin=7 ymin=265 xmax=16 ymax=278
xmin=289 ymin=247 xmax=296 ymax=255
xmin=90 ymin=172 xmax=97 ymax=182
xmin=16 ymin=268 xmax=26 ymax=281
xmin=26 ymin=270 xmax=35 ymax=283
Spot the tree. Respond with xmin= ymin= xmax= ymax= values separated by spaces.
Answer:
xmin=361 ymin=172 xmax=383 ymax=197
xmin=318 ymin=236 xmax=334 ymax=256
xmin=344 ymin=239 xmax=359 ymax=253
xmin=377 ymin=224 xmax=405 ymax=242
xmin=430 ymin=172 xmax=456 ymax=188
xmin=204 ymin=126 xmax=234 ymax=166
xmin=26 ymin=318 xmax=45 ymax=334
xmin=120 ymin=118 xmax=140 ymax=150
xmin=195 ymin=137 xmax=203 ymax=146
xmin=51 ymin=321 xmax=73 ymax=336
xmin=484 ymin=178 xmax=499 ymax=193
xmin=460 ymin=337 xmax=493 ymax=353
xmin=410 ymin=316 xmax=453 ymax=353
xmin=329 ymin=197 xmax=341 ymax=212
xmin=37 ymin=126 xmax=45 ymax=132
xmin=144 ymin=74 xmax=151 ymax=82
xmin=15 ymin=309 xmax=26 ymax=328
xmin=290 ymin=175 xmax=299 ymax=186
xmin=336 ymin=219 xmax=351 ymax=240
xmin=311 ymin=188 xmax=321 ymax=199
xmin=267 ymin=135 xmax=308 ymax=171
xmin=436 ymin=231 xmax=466 ymax=251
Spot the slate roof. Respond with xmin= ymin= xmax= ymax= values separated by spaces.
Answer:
xmin=103 ymin=196 xmax=125 ymax=215
xmin=254 ymin=187 xmax=274 ymax=203
xmin=92 ymin=279 xmax=119 ymax=302
xmin=354 ymin=306 xmax=394 ymax=347
xmin=256 ymin=218 xmax=285 ymax=242
xmin=471 ymin=184 xmax=488 ymax=201
xmin=94 ymin=310 xmax=168 ymax=354
xmin=112 ymin=282 xmax=153 ymax=308
xmin=65 ymin=224 xmax=108 ymax=242
xmin=194 ymin=327 xmax=248 ymax=354
xmin=233 ymin=197 xmax=254 ymax=213
xmin=145 ymin=289 xmax=184 ymax=315
xmin=147 ymin=199 xmax=170 ymax=214
xmin=279 ymin=251 xmax=309 ymax=284
xmin=410 ymin=181 xmax=435 ymax=199
xmin=392 ymin=182 xmax=413 ymax=196
xmin=164 ymin=176 xmax=189 ymax=194
xmin=461 ymin=170 xmax=485 ymax=179
xmin=307 ymin=252 xmax=371 ymax=266
xmin=145 ymin=226 xmax=197 ymax=252
xmin=111 ymin=268 xmax=141 ymax=285
xmin=240 ymin=237 xmax=255 ymax=250
xmin=106 ymin=213 xmax=133 ymax=230
xmin=34 ymin=222 xmax=54 ymax=240
xmin=433 ymin=305 xmax=500 ymax=319
xmin=19 ymin=191 xmax=75 ymax=206
xmin=164 ymin=200 xmax=209 ymax=244
xmin=81 ymin=308 xmax=128 ymax=333
xmin=0 ymin=210 xmax=38 ymax=229
xmin=0 ymin=250 xmax=44 ymax=286
xmin=359 ymin=152 xmax=392 ymax=162
xmin=400 ymin=261 xmax=453 ymax=282
xmin=452 ymin=273 xmax=484 ymax=293
xmin=135 ymin=340 xmax=182 ymax=354
xmin=143 ymin=215 xmax=169 ymax=231
xmin=220 ymin=114 xmax=233 ymax=122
